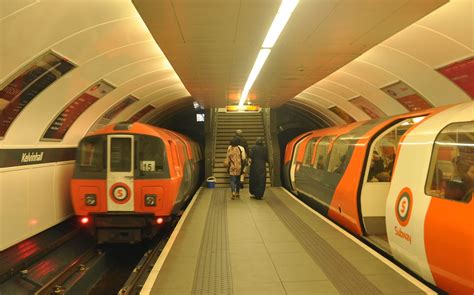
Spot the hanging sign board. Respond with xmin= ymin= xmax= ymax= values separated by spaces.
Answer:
xmin=438 ymin=57 xmax=474 ymax=99
xmin=129 ymin=105 xmax=155 ymax=122
xmin=329 ymin=106 xmax=355 ymax=124
xmin=90 ymin=95 xmax=138 ymax=131
xmin=225 ymin=105 xmax=260 ymax=112
xmin=42 ymin=80 xmax=115 ymax=140
xmin=0 ymin=52 xmax=75 ymax=137
xmin=381 ymin=81 xmax=433 ymax=111
xmin=349 ymin=96 xmax=386 ymax=119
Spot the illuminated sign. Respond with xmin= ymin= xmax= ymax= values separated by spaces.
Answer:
xmin=225 ymin=105 xmax=260 ymax=112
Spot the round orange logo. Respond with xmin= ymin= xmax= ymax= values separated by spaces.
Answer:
xmin=109 ymin=182 xmax=131 ymax=204
xmin=395 ymin=187 xmax=413 ymax=227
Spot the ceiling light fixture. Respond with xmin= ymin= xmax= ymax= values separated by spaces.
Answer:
xmin=238 ymin=0 xmax=299 ymax=106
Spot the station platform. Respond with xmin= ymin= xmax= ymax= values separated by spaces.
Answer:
xmin=140 ymin=187 xmax=433 ymax=294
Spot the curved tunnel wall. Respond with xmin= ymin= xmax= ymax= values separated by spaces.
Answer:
xmin=292 ymin=0 xmax=472 ymax=124
xmin=0 ymin=0 xmax=191 ymax=250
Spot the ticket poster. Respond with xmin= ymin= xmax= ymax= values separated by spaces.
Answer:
xmin=438 ymin=57 xmax=474 ymax=99
xmin=42 ymin=80 xmax=115 ymax=140
xmin=0 ymin=52 xmax=75 ymax=137
xmin=90 ymin=96 xmax=138 ymax=131
xmin=350 ymin=96 xmax=386 ymax=119
xmin=329 ymin=106 xmax=356 ymax=124
xmin=129 ymin=105 xmax=155 ymax=122
xmin=381 ymin=81 xmax=433 ymax=111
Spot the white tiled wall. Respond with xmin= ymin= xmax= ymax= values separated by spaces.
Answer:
xmin=0 ymin=162 xmax=75 ymax=250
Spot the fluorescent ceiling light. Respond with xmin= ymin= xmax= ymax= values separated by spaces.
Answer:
xmin=239 ymin=49 xmax=271 ymax=105
xmin=238 ymin=0 xmax=299 ymax=106
xmin=262 ymin=0 xmax=299 ymax=48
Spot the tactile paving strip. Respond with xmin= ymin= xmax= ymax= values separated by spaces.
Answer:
xmin=266 ymin=189 xmax=383 ymax=294
xmin=192 ymin=188 xmax=233 ymax=294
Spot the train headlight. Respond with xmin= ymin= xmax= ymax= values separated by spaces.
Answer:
xmin=85 ymin=194 xmax=97 ymax=206
xmin=145 ymin=194 xmax=156 ymax=206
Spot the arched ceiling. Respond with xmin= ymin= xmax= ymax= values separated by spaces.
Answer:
xmin=0 ymin=0 xmax=472 ymax=147
xmin=291 ymin=0 xmax=473 ymax=124
xmin=0 ymin=0 xmax=189 ymax=146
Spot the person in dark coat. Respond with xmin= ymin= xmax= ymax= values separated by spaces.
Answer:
xmin=368 ymin=151 xmax=385 ymax=181
xmin=249 ymin=137 xmax=268 ymax=199
xmin=234 ymin=130 xmax=249 ymax=188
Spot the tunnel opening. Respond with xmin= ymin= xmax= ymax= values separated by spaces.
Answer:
xmin=275 ymin=102 xmax=333 ymax=185
xmin=148 ymin=99 xmax=206 ymax=184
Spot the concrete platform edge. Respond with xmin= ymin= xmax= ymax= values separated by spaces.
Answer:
xmin=140 ymin=187 xmax=203 ymax=295
xmin=278 ymin=187 xmax=435 ymax=295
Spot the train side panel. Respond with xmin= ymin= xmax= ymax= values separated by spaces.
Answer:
xmin=386 ymin=102 xmax=474 ymax=294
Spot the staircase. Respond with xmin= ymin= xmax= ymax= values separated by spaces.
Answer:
xmin=212 ymin=111 xmax=271 ymax=188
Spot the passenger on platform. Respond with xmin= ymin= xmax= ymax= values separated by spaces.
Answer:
xmin=249 ymin=137 xmax=268 ymax=200
xmin=368 ymin=151 xmax=385 ymax=182
xmin=224 ymin=137 xmax=246 ymax=200
xmin=233 ymin=130 xmax=249 ymax=188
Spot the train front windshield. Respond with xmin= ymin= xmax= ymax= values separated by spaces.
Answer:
xmin=136 ymin=135 xmax=169 ymax=179
xmin=76 ymin=136 xmax=107 ymax=178
xmin=75 ymin=135 xmax=169 ymax=179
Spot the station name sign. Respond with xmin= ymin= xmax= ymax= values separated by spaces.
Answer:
xmin=21 ymin=152 xmax=44 ymax=163
xmin=0 ymin=148 xmax=76 ymax=168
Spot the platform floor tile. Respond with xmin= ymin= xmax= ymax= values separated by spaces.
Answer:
xmin=145 ymin=187 xmax=429 ymax=295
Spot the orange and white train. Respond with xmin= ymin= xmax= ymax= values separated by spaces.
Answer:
xmin=283 ymin=101 xmax=473 ymax=294
xmin=71 ymin=122 xmax=202 ymax=243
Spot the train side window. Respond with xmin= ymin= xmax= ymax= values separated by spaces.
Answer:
xmin=425 ymin=121 xmax=474 ymax=203
xmin=327 ymin=135 xmax=356 ymax=174
xmin=313 ymin=136 xmax=334 ymax=170
xmin=303 ymin=137 xmax=319 ymax=166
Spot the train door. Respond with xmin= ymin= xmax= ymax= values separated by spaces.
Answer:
xmin=106 ymin=135 xmax=134 ymax=211
xmin=360 ymin=116 xmax=425 ymax=252
xmin=289 ymin=139 xmax=305 ymax=191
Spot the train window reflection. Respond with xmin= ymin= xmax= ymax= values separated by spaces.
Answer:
xmin=367 ymin=117 xmax=425 ymax=182
xmin=79 ymin=137 xmax=105 ymax=172
xmin=327 ymin=136 xmax=352 ymax=174
xmin=303 ymin=137 xmax=318 ymax=166
xmin=426 ymin=121 xmax=474 ymax=203
xmin=314 ymin=136 xmax=334 ymax=170
xmin=137 ymin=136 xmax=165 ymax=174
xmin=110 ymin=138 xmax=132 ymax=172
